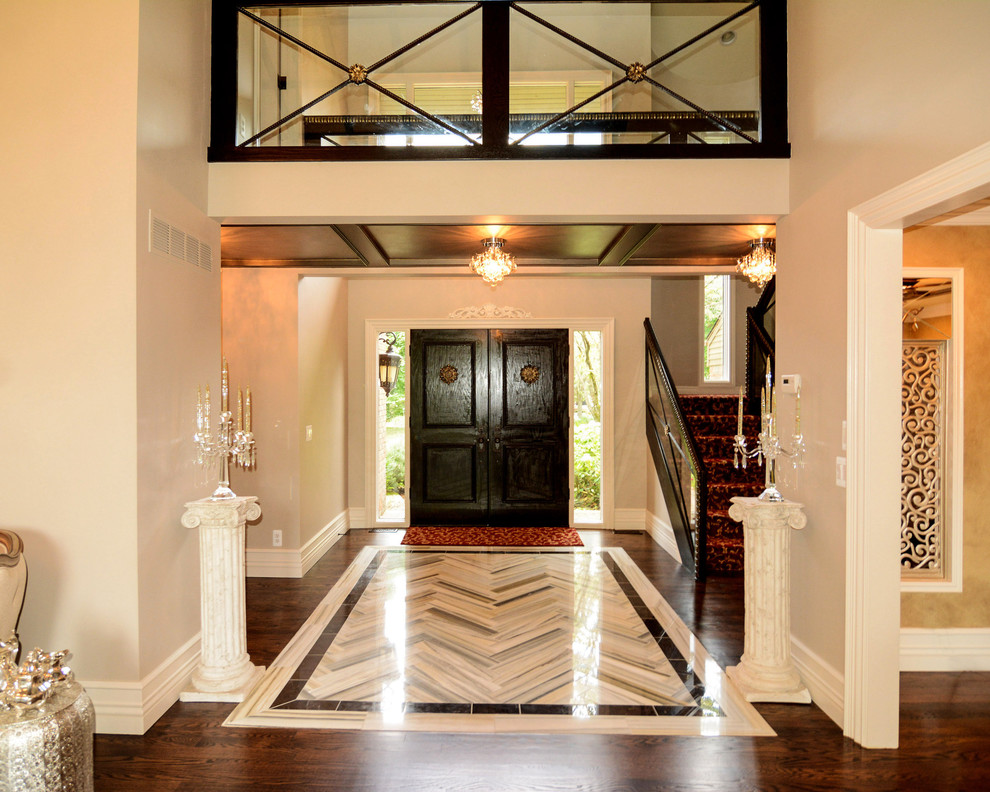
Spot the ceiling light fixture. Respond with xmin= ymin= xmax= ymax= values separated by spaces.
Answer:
xmin=470 ymin=237 xmax=516 ymax=287
xmin=737 ymin=238 xmax=776 ymax=288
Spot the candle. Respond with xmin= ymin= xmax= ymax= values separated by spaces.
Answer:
xmin=237 ymin=388 xmax=243 ymax=431
xmin=221 ymin=357 xmax=229 ymax=413
xmin=795 ymin=385 xmax=802 ymax=435
xmin=737 ymin=386 xmax=744 ymax=436
xmin=245 ymin=387 xmax=252 ymax=433
xmin=771 ymin=388 xmax=777 ymax=429
xmin=760 ymin=386 xmax=766 ymax=432
xmin=197 ymin=387 xmax=203 ymax=432
xmin=204 ymin=385 xmax=211 ymax=433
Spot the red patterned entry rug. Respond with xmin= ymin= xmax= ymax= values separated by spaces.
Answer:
xmin=401 ymin=526 xmax=583 ymax=547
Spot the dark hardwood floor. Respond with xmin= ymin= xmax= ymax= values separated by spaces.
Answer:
xmin=94 ymin=530 xmax=990 ymax=791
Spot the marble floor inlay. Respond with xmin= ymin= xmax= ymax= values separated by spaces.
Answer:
xmin=225 ymin=547 xmax=774 ymax=736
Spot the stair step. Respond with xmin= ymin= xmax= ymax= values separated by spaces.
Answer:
xmin=705 ymin=537 xmax=745 ymax=575
xmin=678 ymin=393 xmax=768 ymax=576
xmin=682 ymin=414 xmax=761 ymax=434
xmin=708 ymin=482 xmax=764 ymax=511
xmin=705 ymin=459 xmax=765 ymax=486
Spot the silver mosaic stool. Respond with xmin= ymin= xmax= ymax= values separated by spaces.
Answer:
xmin=0 ymin=681 xmax=95 ymax=792
xmin=0 ymin=530 xmax=95 ymax=791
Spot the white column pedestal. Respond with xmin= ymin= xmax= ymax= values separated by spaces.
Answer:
xmin=179 ymin=496 xmax=265 ymax=702
xmin=725 ymin=496 xmax=811 ymax=704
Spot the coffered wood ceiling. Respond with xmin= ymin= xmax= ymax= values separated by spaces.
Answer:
xmin=220 ymin=223 xmax=777 ymax=270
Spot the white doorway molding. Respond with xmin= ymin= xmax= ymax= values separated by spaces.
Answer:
xmin=364 ymin=316 xmax=615 ymax=531
xmin=845 ymin=141 xmax=990 ymax=748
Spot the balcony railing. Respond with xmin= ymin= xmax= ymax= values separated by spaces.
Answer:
xmin=210 ymin=0 xmax=788 ymax=161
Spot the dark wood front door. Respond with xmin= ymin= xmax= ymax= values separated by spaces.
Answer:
xmin=409 ymin=328 xmax=569 ymax=527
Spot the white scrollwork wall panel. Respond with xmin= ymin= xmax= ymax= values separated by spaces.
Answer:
xmin=901 ymin=341 xmax=946 ymax=578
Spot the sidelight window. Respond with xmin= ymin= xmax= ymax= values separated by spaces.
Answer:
xmin=376 ymin=330 xmax=407 ymax=523
xmin=574 ymin=330 xmax=602 ymax=522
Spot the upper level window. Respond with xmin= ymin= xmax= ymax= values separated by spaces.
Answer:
xmin=210 ymin=1 xmax=788 ymax=161
xmin=703 ymin=274 xmax=731 ymax=383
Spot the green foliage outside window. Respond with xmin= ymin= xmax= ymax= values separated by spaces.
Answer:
xmin=385 ymin=442 xmax=404 ymax=495
xmin=573 ymin=418 xmax=601 ymax=510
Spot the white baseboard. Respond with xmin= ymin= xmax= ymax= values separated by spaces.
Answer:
xmin=245 ymin=546 xmax=302 ymax=578
xmin=791 ymin=634 xmax=844 ymax=728
xmin=84 ymin=632 xmax=200 ymax=735
xmin=613 ymin=508 xmax=646 ymax=533
xmin=301 ymin=511 xmax=348 ymax=575
xmin=247 ymin=510 xmax=349 ymax=578
xmin=645 ymin=511 xmax=681 ymax=563
xmin=900 ymin=628 xmax=990 ymax=671
xmin=349 ymin=507 xmax=367 ymax=530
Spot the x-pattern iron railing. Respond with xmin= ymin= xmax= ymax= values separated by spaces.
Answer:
xmin=508 ymin=1 xmax=760 ymax=146
xmin=210 ymin=0 xmax=787 ymax=161
xmin=237 ymin=3 xmax=484 ymax=147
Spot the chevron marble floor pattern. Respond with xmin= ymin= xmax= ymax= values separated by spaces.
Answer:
xmin=226 ymin=547 xmax=773 ymax=736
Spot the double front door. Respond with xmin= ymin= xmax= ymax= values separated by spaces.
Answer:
xmin=409 ymin=328 xmax=569 ymax=527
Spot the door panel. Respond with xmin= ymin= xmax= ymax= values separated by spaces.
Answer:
xmin=410 ymin=330 xmax=489 ymax=525
xmin=410 ymin=327 xmax=569 ymax=527
xmin=489 ymin=329 xmax=569 ymax=526
xmin=423 ymin=341 xmax=476 ymax=426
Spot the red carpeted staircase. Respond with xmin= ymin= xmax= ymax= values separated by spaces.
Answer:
xmin=679 ymin=394 xmax=765 ymax=576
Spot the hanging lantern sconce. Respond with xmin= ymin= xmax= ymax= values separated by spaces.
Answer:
xmin=378 ymin=332 xmax=402 ymax=396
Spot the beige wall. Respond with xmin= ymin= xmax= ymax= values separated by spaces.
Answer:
xmin=0 ymin=1 xmax=142 ymax=683
xmin=135 ymin=0 xmax=219 ymax=684
xmin=345 ymin=276 xmax=651 ymax=523
xmin=222 ymin=271 xmax=350 ymax=552
xmin=1 ymin=0 xmax=216 ymax=713
xmin=902 ymin=226 xmax=990 ymax=628
xmin=299 ymin=277 xmax=350 ymax=547
xmin=651 ymin=275 xmax=762 ymax=391
xmin=782 ymin=0 xmax=990 ymax=679
xmin=209 ymin=157 xmax=787 ymax=224
xmin=223 ymin=269 xmax=302 ymax=550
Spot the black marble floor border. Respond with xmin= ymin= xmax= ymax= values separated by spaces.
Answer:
xmin=271 ymin=548 xmax=725 ymax=718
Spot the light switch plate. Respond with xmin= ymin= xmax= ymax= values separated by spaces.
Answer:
xmin=779 ymin=374 xmax=801 ymax=394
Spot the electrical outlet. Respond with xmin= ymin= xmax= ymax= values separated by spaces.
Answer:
xmin=272 ymin=529 xmax=282 ymax=547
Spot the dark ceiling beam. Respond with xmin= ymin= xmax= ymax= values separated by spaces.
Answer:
xmin=598 ymin=224 xmax=661 ymax=267
xmin=220 ymin=259 xmax=362 ymax=268
xmin=330 ymin=225 xmax=391 ymax=267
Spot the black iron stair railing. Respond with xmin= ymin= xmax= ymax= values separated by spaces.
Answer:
xmin=644 ymin=318 xmax=707 ymax=580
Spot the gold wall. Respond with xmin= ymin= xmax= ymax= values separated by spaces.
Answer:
xmin=901 ymin=225 xmax=990 ymax=628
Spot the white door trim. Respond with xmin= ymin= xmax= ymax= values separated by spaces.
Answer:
xmin=846 ymin=141 xmax=990 ymax=748
xmin=364 ymin=316 xmax=615 ymax=530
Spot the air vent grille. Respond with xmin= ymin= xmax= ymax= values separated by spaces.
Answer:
xmin=198 ymin=241 xmax=213 ymax=272
xmin=150 ymin=216 xmax=170 ymax=255
xmin=149 ymin=213 xmax=214 ymax=272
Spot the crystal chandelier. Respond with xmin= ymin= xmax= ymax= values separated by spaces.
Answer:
xmin=470 ymin=237 xmax=516 ymax=287
xmin=737 ymin=238 xmax=776 ymax=288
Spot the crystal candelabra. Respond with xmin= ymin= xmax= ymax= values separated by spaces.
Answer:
xmin=194 ymin=358 xmax=256 ymax=500
xmin=732 ymin=366 xmax=805 ymax=501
